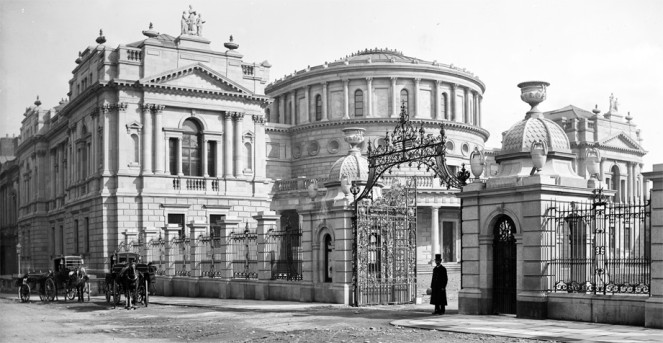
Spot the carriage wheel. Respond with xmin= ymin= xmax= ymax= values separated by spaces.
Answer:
xmin=105 ymin=281 xmax=111 ymax=303
xmin=45 ymin=278 xmax=56 ymax=302
xmin=113 ymin=280 xmax=121 ymax=306
xmin=143 ymin=279 xmax=149 ymax=307
xmin=19 ymin=284 xmax=30 ymax=302
xmin=85 ymin=282 xmax=91 ymax=302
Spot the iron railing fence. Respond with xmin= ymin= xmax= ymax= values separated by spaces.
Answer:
xmin=543 ymin=197 xmax=651 ymax=295
xmin=266 ymin=225 xmax=302 ymax=281
xmin=229 ymin=228 xmax=258 ymax=279
xmin=171 ymin=237 xmax=190 ymax=277
xmin=146 ymin=238 xmax=167 ymax=275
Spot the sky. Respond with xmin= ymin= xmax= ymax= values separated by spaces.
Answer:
xmin=1 ymin=0 xmax=662 ymax=170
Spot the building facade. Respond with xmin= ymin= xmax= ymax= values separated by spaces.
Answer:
xmin=12 ymin=17 xmax=273 ymax=274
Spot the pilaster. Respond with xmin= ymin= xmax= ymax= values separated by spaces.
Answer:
xmin=223 ymin=112 xmax=233 ymax=178
xmin=321 ymin=82 xmax=328 ymax=121
xmin=153 ymin=105 xmax=165 ymax=174
xmin=366 ymin=77 xmax=373 ymax=117
xmin=391 ymin=77 xmax=398 ymax=118
xmin=413 ymin=78 xmax=420 ymax=118
xmin=343 ymin=79 xmax=350 ymax=119
xmin=232 ymin=112 xmax=244 ymax=178
xmin=255 ymin=211 xmax=280 ymax=281
xmin=140 ymin=104 xmax=153 ymax=175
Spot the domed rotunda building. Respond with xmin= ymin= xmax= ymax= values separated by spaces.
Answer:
xmin=265 ymin=48 xmax=489 ymax=267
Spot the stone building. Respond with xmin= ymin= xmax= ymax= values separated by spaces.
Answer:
xmin=11 ymin=14 xmax=273 ymax=274
xmin=265 ymin=48 xmax=488 ymax=267
xmin=0 ymin=134 xmax=19 ymax=275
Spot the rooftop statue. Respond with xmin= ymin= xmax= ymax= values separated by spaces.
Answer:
xmin=609 ymin=93 xmax=620 ymax=113
xmin=180 ymin=5 xmax=204 ymax=36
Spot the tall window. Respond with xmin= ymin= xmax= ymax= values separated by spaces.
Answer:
xmin=182 ymin=119 xmax=202 ymax=176
xmin=131 ymin=134 xmax=140 ymax=163
xmin=169 ymin=138 xmax=177 ymax=175
xmin=441 ymin=93 xmax=448 ymax=119
xmin=207 ymin=141 xmax=216 ymax=177
xmin=288 ymin=102 xmax=293 ymax=124
xmin=354 ymin=90 xmax=364 ymax=117
xmin=315 ymin=94 xmax=322 ymax=121
xmin=400 ymin=89 xmax=409 ymax=112
xmin=74 ymin=220 xmax=79 ymax=253
xmin=244 ymin=142 xmax=253 ymax=171
xmin=85 ymin=217 xmax=90 ymax=253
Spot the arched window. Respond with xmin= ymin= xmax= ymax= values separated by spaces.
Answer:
xmin=131 ymin=134 xmax=140 ymax=163
xmin=354 ymin=90 xmax=364 ymax=117
xmin=315 ymin=94 xmax=322 ymax=121
xmin=400 ymin=89 xmax=409 ymax=112
xmin=182 ymin=119 xmax=202 ymax=176
xmin=244 ymin=142 xmax=253 ymax=172
xmin=265 ymin=108 xmax=271 ymax=123
xmin=611 ymin=165 xmax=621 ymax=202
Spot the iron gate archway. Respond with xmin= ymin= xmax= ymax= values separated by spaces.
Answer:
xmin=350 ymin=104 xmax=470 ymax=306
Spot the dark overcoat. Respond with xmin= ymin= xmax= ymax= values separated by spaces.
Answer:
xmin=430 ymin=264 xmax=448 ymax=305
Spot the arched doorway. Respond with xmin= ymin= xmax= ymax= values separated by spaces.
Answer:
xmin=323 ymin=234 xmax=333 ymax=282
xmin=493 ymin=215 xmax=517 ymax=314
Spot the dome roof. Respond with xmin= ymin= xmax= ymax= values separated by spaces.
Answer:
xmin=328 ymin=151 xmax=369 ymax=182
xmin=344 ymin=48 xmax=423 ymax=63
xmin=501 ymin=115 xmax=571 ymax=154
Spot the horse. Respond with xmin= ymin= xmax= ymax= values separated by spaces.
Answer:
xmin=68 ymin=266 xmax=89 ymax=302
xmin=118 ymin=262 xmax=140 ymax=309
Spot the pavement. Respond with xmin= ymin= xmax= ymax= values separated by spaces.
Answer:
xmin=3 ymin=292 xmax=662 ymax=342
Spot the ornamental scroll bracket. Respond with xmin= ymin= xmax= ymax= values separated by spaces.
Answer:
xmin=351 ymin=103 xmax=470 ymax=203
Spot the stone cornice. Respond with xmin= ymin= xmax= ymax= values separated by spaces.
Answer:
xmin=266 ymin=63 xmax=486 ymax=94
xmin=265 ymin=117 xmax=489 ymax=141
xmin=109 ymin=79 xmax=270 ymax=104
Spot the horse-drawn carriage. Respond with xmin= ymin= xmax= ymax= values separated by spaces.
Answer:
xmin=15 ymin=255 xmax=89 ymax=303
xmin=104 ymin=252 xmax=154 ymax=308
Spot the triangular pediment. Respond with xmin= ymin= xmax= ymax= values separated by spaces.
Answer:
xmin=600 ymin=133 xmax=644 ymax=152
xmin=139 ymin=63 xmax=253 ymax=96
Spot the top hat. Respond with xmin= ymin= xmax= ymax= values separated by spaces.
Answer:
xmin=434 ymin=254 xmax=442 ymax=261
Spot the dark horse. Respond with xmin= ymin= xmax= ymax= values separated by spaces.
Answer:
xmin=68 ymin=267 xmax=89 ymax=302
xmin=118 ymin=262 xmax=140 ymax=309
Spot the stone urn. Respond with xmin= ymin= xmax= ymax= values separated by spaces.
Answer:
xmin=530 ymin=140 xmax=548 ymax=172
xmin=342 ymin=127 xmax=366 ymax=153
xmin=586 ymin=147 xmax=601 ymax=178
xmin=469 ymin=147 xmax=485 ymax=179
xmin=518 ymin=81 xmax=550 ymax=116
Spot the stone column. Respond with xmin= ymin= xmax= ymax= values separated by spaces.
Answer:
xmin=343 ymin=79 xmax=350 ymax=119
xmin=304 ymin=86 xmax=310 ymax=123
xmin=413 ymin=78 xmax=420 ymax=118
xmin=163 ymin=224 xmax=182 ymax=278
xmin=176 ymin=137 xmax=183 ymax=176
xmin=431 ymin=206 xmax=440 ymax=261
xmin=366 ymin=77 xmax=373 ymax=117
xmin=100 ymin=107 xmax=110 ymax=175
xmin=643 ymin=164 xmax=663 ymax=328
xmin=91 ymin=111 xmax=98 ymax=175
xmin=391 ymin=77 xmax=398 ymax=117
xmin=164 ymin=137 xmax=171 ymax=175
xmin=451 ymin=84 xmax=458 ymax=122
xmin=434 ymin=81 xmax=442 ymax=120
xmin=189 ymin=223 xmax=207 ymax=277
xmin=477 ymin=94 xmax=483 ymax=126
xmin=321 ymin=82 xmax=328 ymax=121
xmin=224 ymin=112 xmax=234 ymax=178
xmin=472 ymin=91 xmax=478 ymax=125
xmin=202 ymin=138 xmax=209 ymax=177
xmin=253 ymin=115 xmax=266 ymax=180
xmin=290 ymin=92 xmax=297 ymax=125
xmin=153 ymin=106 xmax=165 ymax=174
xmin=255 ymin=211 xmax=280 ymax=283
xmin=218 ymin=218 xmax=242 ymax=280
xmin=232 ymin=112 xmax=244 ymax=177
xmin=215 ymin=139 xmax=222 ymax=178
xmin=141 ymin=104 xmax=153 ymax=175
xmin=279 ymin=95 xmax=286 ymax=124
xmin=465 ymin=87 xmax=471 ymax=124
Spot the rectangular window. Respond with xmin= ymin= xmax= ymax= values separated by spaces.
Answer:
xmin=207 ymin=141 xmax=215 ymax=177
xmin=169 ymin=138 xmax=177 ymax=175
xmin=85 ymin=217 xmax=90 ymax=253
xmin=168 ymin=213 xmax=186 ymax=238
xmin=74 ymin=220 xmax=79 ymax=254
xmin=442 ymin=221 xmax=456 ymax=262
xmin=210 ymin=214 xmax=224 ymax=238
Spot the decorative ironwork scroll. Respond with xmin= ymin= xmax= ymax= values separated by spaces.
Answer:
xmin=354 ymin=104 xmax=470 ymax=203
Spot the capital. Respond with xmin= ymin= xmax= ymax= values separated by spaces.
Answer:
xmin=252 ymin=114 xmax=265 ymax=124
xmin=231 ymin=112 xmax=245 ymax=121
xmin=223 ymin=112 xmax=233 ymax=120
xmin=366 ymin=77 xmax=373 ymax=82
xmin=414 ymin=78 xmax=421 ymax=83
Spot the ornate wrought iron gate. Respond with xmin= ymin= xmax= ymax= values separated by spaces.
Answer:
xmin=355 ymin=180 xmax=417 ymax=306
xmin=493 ymin=215 xmax=517 ymax=314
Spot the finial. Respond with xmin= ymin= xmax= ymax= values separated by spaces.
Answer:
xmin=626 ymin=111 xmax=633 ymax=122
xmin=75 ymin=51 xmax=82 ymax=64
xmin=142 ymin=22 xmax=159 ymax=38
xmin=592 ymin=104 xmax=600 ymax=116
xmin=96 ymin=29 xmax=106 ymax=44
xmin=224 ymin=35 xmax=239 ymax=50
xmin=34 ymin=95 xmax=41 ymax=107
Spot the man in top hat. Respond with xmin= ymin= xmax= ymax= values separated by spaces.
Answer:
xmin=430 ymin=253 xmax=448 ymax=315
